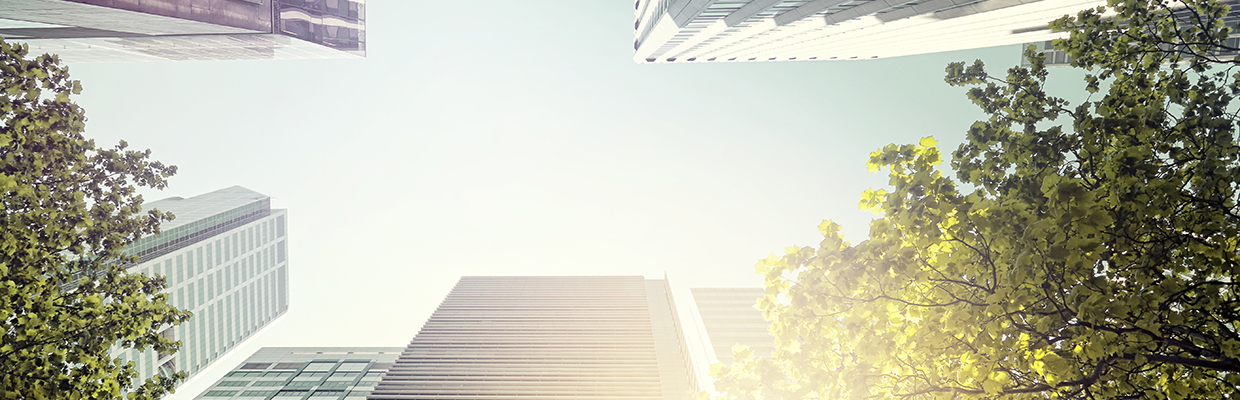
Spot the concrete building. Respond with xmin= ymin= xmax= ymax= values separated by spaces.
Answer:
xmin=0 ymin=0 xmax=364 ymax=62
xmin=633 ymin=0 xmax=1105 ymax=62
xmin=371 ymin=276 xmax=697 ymax=400
xmin=110 ymin=186 xmax=290 ymax=388
xmin=690 ymin=288 xmax=774 ymax=366
xmin=193 ymin=347 xmax=402 ymax=400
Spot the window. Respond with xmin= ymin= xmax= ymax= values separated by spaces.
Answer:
xmin=263 ymin=371 xmax=295 ymax=378
xmin=253 ymin=381 xmax=285 ymax=387
xmin=276 ymin=390 xmax=308 ymax=397
xmin=240 ymin=391 xmax=276 ymax=397
xmin=272 ymin=362 xmax=304 ymax=370
xmin=327 ymin=372 xmax=358 ymax=380
xmin=310 ymin=390 xmax=344 ymax=397
xmin=335 ymin=362 xmax=366 ymax=372
xmin=228 ymin=372 xmax=263 ymax=378
xmin=218 ymin=381 xmax=249 ymax=387
xmin=318 ymin=382 xmax=348 ymax=390
xmin=285 ymin=382 xmax=315 ymax=389
xmin=303 ymin=362 xmax=335 ymax=372
xmin=293 ymin=372 xmax=328 ymax=381
xmin=204 ymin=391 xmax=237 ymax=397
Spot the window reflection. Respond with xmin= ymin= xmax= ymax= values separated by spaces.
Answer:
xmin=278 ymin=0 xmax=365 ymax=55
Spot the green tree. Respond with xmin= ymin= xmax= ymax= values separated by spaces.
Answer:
xmin=0 ymin=39 xmax=189 ymax=399
xmin=711 ymin=0 xmax=1240 ymax=398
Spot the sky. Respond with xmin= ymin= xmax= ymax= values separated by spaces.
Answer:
xmin=56 ymin=1 xmax=1087 ymax=398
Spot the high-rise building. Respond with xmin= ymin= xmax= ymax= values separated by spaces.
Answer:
xmin=1021 ymin=2 xmax=1240 ymax=67
xmin=193 ymin=347 xmax=402 ymax=400
xmin=109 ymin=186 xmax=290 ymax=388
xmin=633 ymin=0 xmax=1103 ymax=62
xmin=690 ymin=288 xmax=774 ymax=366
xmin=372 ymin=276 xmax=697 ymax=400
xmin=0 ymin=0 xmax=364 ymax=62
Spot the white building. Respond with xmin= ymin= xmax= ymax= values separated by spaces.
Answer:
xmin=633 ymin=0 xmax=1105 ymax=62
xmin=111 ymin=186 xmax=290 ymax=388
xmin=690 ymin=288 xmax=774 ymax=366
xmin=372 ymin=276 xmax=697 ymax=400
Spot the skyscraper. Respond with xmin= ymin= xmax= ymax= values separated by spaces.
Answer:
xmin=633 ymin=0 xmax=1103 ymax=62
xmin=110 ymin=186 xmax=290 ymax=388
xmin=371 ymin=276 xmax=697 ymax=400
xmin=193 ymin=347 xmax=402 ymax=400
xmin=690 ymin=288 xmax=774 ymax=366
xmin=1021 ymin=3 xmax=1240 ymax=67
xmin=0 ymin=0 xmax=364 ymax=62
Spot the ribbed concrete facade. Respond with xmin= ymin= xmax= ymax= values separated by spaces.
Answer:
xmin=371 ymin=276 xmax=694 ymax=400
xmin=633 ymin=0 xmax=1105 ymax=62
xmin=690 ymin=288 xmax=773 ymax=366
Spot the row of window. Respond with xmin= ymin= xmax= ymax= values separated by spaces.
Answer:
xmin=113 ymin=213 xmax=287 ymax=386
xmin=218 ymin=381 xmax=377 ymax=389
xmin=226 ymin=371 xmax=384 ymax=380
xmin=180 ymin=268 xmax=285 ymax=375
xmin=202 ymin=389 xmax=371 ymax=397
xmin=126 ymin=199 xmax=269 ymax=258
xmin=143 ymin=214 xmax=283 ymax=285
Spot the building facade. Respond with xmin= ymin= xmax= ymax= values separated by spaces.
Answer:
xmin=193 ymin=347 xmax=402 ymax=400
xmin=690 ymin=288 xmax=774 ymax=366
xmin=633 ymin=0 xmax=1104 ymax=62
xmin=110 ymin=186 xmax=290 ymax=388
xmin=1021 ymin=1 xmax=1240 ymax=67
xmin=371 ymin=276 xmax=697 ymax=400
xmin=0 ymin=0 xmax=364 ymax=62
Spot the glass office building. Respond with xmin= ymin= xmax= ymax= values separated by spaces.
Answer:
xmin=372 ymin=276 xmax=697 ymax=400
xmin=690 ymin=288 xmax=774 ymax=366
xmin=0 ymin=0 xmax=364 ymax=62
xmin=193 ymin=347 xmax=402 ymax=400
xmin=109 ymin=186 xmax=290 ymax=388
xmin=633 ymin=0 xmax=1106 ymax=62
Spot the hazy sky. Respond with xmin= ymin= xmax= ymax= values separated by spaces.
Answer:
xmin=58 ymin=1 xmax=1087 ymax=398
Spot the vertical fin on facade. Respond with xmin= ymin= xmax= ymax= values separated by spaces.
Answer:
xmin=724 ymin=0 xmax=782 ymax=26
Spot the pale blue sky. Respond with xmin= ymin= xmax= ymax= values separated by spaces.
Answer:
xmin=60 ymin=1 xmax=1086 ymax=398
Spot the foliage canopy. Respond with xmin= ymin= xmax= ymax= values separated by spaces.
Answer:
xmin=0 ymin=39 xmax=189 ymax=399
xmin=711 ymin=0 xmax=1240 ymax=398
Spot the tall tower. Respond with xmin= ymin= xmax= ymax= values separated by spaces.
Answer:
xmin=633 ymin=0 xmax=1104 ymax=62
xmin=372 ymin=276 xmax=696 ymax=400
xmin=111 ymin=186 xmax=290 ymax=388
xmin=690 ymin=288 xmax=774 ymax=366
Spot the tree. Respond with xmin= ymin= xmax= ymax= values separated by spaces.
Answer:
xmin=710 ymin=0 xmax=1240 ymax=398
xmin=0 ymin=39 xmax=190 ymax=399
